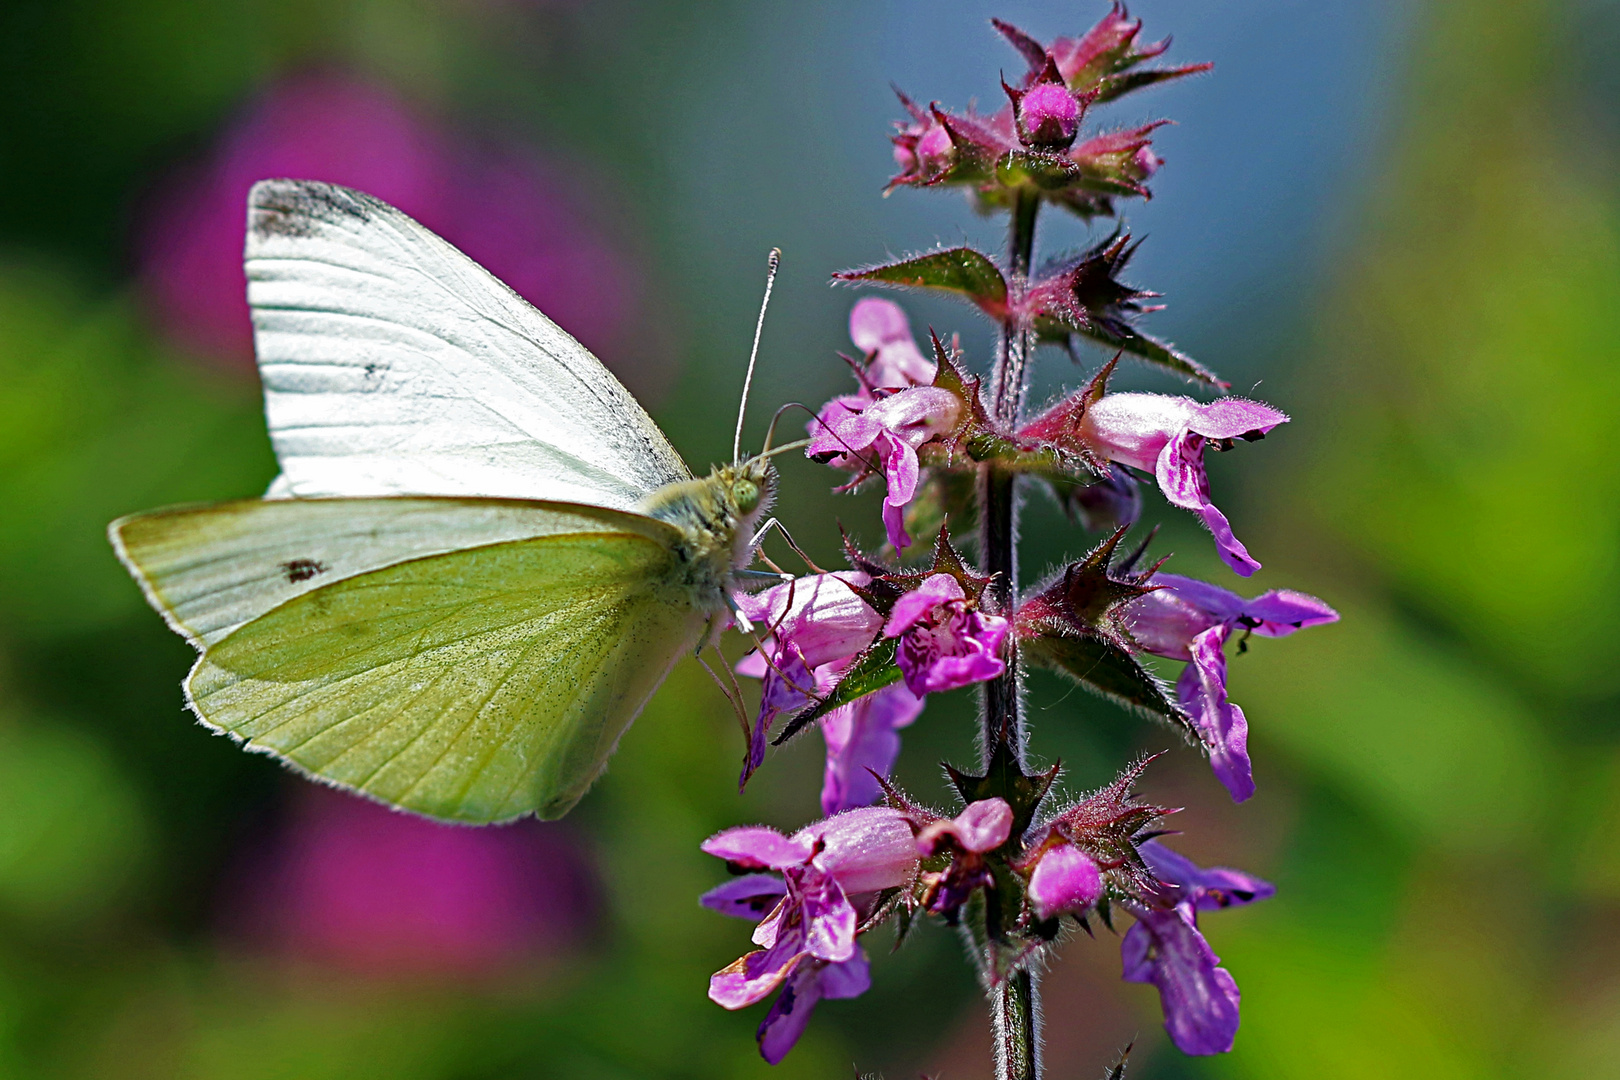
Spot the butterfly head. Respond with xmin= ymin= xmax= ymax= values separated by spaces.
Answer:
xmin=639 ymin=456 xmax=776 ymax=590
xmin=720 ymin=454 xmax=776 ymax=544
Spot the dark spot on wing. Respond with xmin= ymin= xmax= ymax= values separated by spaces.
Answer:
xmin=250 ymin=180 xmax=376 ymax=239
xmin=281 ymin=558 xmax=328 ymax=584
xmin=363 ymin=361 xmax=387 ymax=383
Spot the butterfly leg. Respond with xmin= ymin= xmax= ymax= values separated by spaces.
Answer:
xmin=724 ymin=591 xmax=756 ymax=635
xmin=696 ymin=646 xmax=753 ymax=745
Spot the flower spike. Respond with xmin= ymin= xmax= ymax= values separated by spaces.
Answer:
xmin=705 ymin=6 xmax=1322 ymax=1071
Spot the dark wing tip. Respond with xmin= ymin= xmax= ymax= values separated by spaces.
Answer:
xmin=247 ymin=178 xmax=381 ymax=242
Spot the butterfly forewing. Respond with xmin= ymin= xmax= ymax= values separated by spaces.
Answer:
xmin=246 ymin=179 xmax=691 ymax=508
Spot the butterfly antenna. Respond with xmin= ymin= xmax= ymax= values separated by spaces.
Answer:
xmin=757 ymin=437 xmax=811 ymax=460
xmin=734 ymin=248 xmax=782 ymax=464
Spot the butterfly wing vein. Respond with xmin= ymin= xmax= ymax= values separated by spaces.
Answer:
xmin=246 ymin=178 xmax=691 ymax=508
xmin=182 ymin=528 xmax=706 ymax=822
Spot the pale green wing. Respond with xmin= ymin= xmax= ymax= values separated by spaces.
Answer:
xmin=109 ymin=497 xmax=652 ymax=648
xmin=113 ymin=498 xmax=709 ymax=822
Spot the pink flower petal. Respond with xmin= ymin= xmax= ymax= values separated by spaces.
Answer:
xmin=1138 ymin=841 xmax=1275 ymax=912
xmin=916 ymin=797 xmax=1013 ymax=856
xmin=1177 ymin=624 xmax=1254 ymax=801
xmin=709 ymin=938 xmax=806 ymax=1011
xmin=1242 ymin=591 xmax=1340 ymax=635
xmin=797 ymin=806 xmax=919 ymax=895
xmin=701 ymin=826 xmax=812 ymax=870
xmin=884 ymin=574 xmax=965 ymax=638
xmin=1121 ymin=909 xmax=1242 ymax=1055
xmin=1189 ymin=398 xmax=1288 ymax=441
xmin=700 ymin=874 xmax=788 ymax=920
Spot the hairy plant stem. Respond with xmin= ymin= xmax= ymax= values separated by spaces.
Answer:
xmin=979 ymin=185 xmax=1042 ymax=1080
xmin=994 ymin=969 xmax=1041 ymax=1080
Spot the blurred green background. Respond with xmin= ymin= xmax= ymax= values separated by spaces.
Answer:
xmin=0 ymin=0 xmax=1616 ymax=1076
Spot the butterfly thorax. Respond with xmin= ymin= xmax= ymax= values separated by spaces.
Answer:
xmin=637 ymin=459 xmax=776 ymax=604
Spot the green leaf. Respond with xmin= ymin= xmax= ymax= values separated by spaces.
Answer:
xmin=835 ymin=248 xmax=1008 ymax=317
xmin=771 ymin=637 xmax=902 ymax=744
xmin=1093 ymin=63 xmax=1213 ymax=103
xmin=1072 ymin=323 xmax=1226 ymax=388
xmin=1023 ymin=631 xmax=1193 ymax=737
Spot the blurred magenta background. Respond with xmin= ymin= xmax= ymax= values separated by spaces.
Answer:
xmin=0 ymin=1 xmax=1616 ymax=1077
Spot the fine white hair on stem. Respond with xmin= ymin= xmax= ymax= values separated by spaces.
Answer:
xmin=734 ymin=247 xmax=782 ymax=463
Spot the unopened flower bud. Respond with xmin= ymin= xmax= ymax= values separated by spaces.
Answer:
xmin=1028 ymin=843 xmax=1103 ymax=919
xmin=915 ymin=123 xmax=956 ymax=176
xmin=1018 ymin=83 xmax=1080 ymax=149
xmin=1132 ymin=145 xmax=1162 ymax=180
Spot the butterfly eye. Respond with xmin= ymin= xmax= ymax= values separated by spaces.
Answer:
xmin=732 ymin=479 xmax=761 ymax=514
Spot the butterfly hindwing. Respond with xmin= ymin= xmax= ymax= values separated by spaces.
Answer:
xmin=109 ymin=496 xmax=667 ymax=648
xmin=113 ymin=499 xmax=709 ymax=822
xmin=246 ymin=178 xmax=691 ymax=508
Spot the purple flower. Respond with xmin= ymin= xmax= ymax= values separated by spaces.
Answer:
xmin=1126 ymin=574 xmax=1338 ymax=801
xmin=755 ymin=949 xmax=872 ymax=1064
xmin=701 ymin=807 xmax=918 ymax=1063
xmin=884 ymin=574 xmax=1010 ymax=696
xmin=735 ymin=573 xmax=883 ymax=786
xmin=809 ymin=299 xmax=959 ymax=549
xmin=914 ymin=797 xmax=1014 ymax=857
xmin=1078 ymin=393 xmax=1289 ymax=576
xmin=808 ymin=387 xmax=962 ymax=550
xmin=1121 ymin=841 xmax=1274 ymax=1056
xmin=1140 ymin=841 xmax=1277 ymax=913
xmin=848 ymin=298 xmax=936 ymax=389
xmin=1026 ymin=843 xmax=1104 ymax=920
xmin=1122 ymin=908 xmax=1239 ymax=1055
xmin=912 ymin=797 xmax=1014 ymax=915
xmin=818 ymin=682 xmax=925 ymax=816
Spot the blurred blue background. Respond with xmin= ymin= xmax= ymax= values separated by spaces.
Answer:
xmin=1 ymin=0 xmax=1616 ymax=1076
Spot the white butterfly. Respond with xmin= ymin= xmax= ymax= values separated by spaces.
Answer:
xmin=111 ymin=179 xmax=777 ymax=823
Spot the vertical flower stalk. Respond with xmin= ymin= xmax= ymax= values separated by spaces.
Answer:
xmin=982 ymin=183 xmax=1039 ymax=761
xmin=980 ymin=186 xmax=1040 ymax=1080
